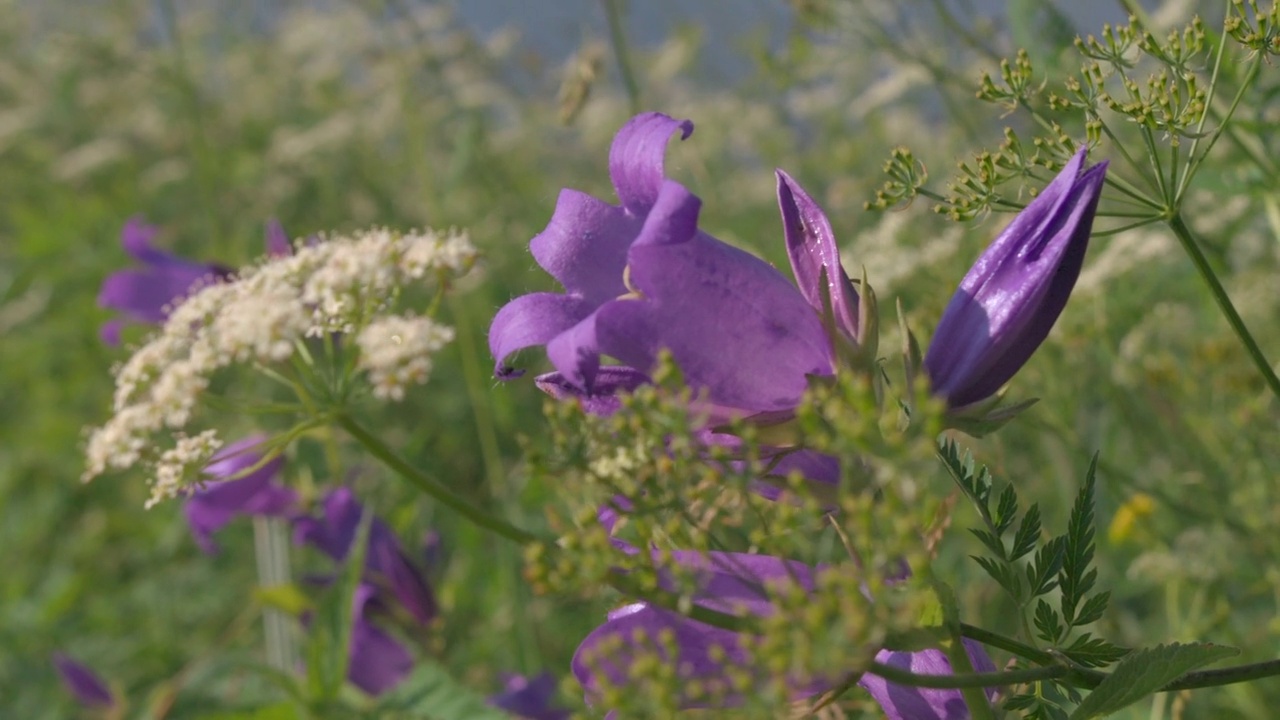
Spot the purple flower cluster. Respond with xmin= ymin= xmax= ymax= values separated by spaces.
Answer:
xmin=491 ymin=112 xmax=1105 ymax=418
xmin=490 ymin=112 xmax=1107 ymax=716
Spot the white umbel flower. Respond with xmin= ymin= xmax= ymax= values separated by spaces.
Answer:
xmin=84 ymin=226 xmax=476 ymax=506
xmin=357 ymin=315 xmax=456 ymax=401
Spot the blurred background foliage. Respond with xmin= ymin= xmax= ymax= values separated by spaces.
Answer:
xmin=2 ymin=0 xmax=1278 ymax=717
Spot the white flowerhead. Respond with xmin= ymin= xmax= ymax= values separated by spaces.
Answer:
xmin=84 ymin=226 xmax=477 ymax=507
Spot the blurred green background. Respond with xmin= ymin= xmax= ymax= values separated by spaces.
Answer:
xmin=3 ymin=0 xmax=1279 ymax=717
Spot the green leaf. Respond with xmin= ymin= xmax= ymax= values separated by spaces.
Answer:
xmin=974 ymin=555 xmax=1022 ymax=601
xmin=374 ymin=659 xmax=513 ymax=720
xmin=1060 ymin=458 xmax=1098 ymax=624
xmin=304 ymin=509 xmax=372 ymax=702
xmin=1062 ymin=633 xmax=1130 ymax=668
xmin=969 ymin=528 xmax=1007 ymax=559
xmin=1010 ymin=503 xmax=1042 ymax=561
xmin=1069 ymin=643 xmax=1240 ymax=719
xmin=1072 ymin=592 xmax=1110 ymax=628
xmin=993 ymin=484 xmax=1019 ymax=536
xmin=1033 ymin=599 xmax=1063 ymax=644
xmin=1027 ymin=537 xmax=1065 ymax=597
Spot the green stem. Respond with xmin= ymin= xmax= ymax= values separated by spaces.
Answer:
xmin=1165 ymin=658 xmax=1280 ymax=690
xmin=1176 ymin=50 xmax=1263 ymax=203
xmin=337 ymin=414 xmax=544 ymax=546
xmin=867 ymin=659 xmax=1068 ymax=689
xmin=962 ymin=623 xmax=1060 ymax=667
xmin=1165 ymin=213 xmax=1280 ymax=401
xmin=601 ymin=0 xmax=642 ymax=115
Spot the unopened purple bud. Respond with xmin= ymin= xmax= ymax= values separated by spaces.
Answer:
xmin=52 ymin=653 xmax=116 ymax=709
xmin=924 ymin=148 xmax=1107 ymax=408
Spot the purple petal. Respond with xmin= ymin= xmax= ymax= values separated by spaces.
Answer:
xmin=573 ymin=553 xmax=824 ymax=708
xmin=370 ymin=535 xmax=438 ymax=626
xmin=595 ymin=181 xmax=833 ymax=412
xmin=490 ymin=293 xmax=595 ymax=379
xmin=925 ymin=149 xmax=1107 ymax=407
xmin=530 ymin=189 xmax=641 ymax=304
xmin=266 ymin=218 xmax=292 ymax=257
xmin=99 ymin=319 xmax=126 ymax=346
xmin=184 ymin=435 xmax=293 ymax=554
xmin=347 ymin=585 xmax=414 ymax=696
xmin=490 ymin=673 xmax=571 ymax=720
xmin=858 ymin=640 xmax=998 ymax=720
xmin=52 ymin=653 xmax=116 ymax=709
xmin=119 ymin=215 xmax=163 ymax=262
xmin=608 ymin=113 xmax=694 ymax=216
xmin=98 ymin=265 xmax=222 ymax=324
xmin=776 ymin=170 xmax=859 ymax=341
xmin=534 ymin=367 xmax=650 ymax=416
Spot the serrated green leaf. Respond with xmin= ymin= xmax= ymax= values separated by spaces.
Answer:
xmin=1070 ymin=643 xmax=1240 ymax=719
xmin=1062 ymin=633 xmax=1130 ymax=668
xmin=974 ymin=555 xmax=1022 ymax=600
xmin=374 ymin=659 xmax=513 ymax=720
xmin=1011 ymin=503 xmax=1042 ymax=561
xmin=1034 ymin=599 xmax=1063 ymax=644
xmin=994 ymin=484 xmax=1019 ymax=536
xmin=969 ymin=528 xmax=1007 ymax=560
xmin=1028 ymin=537 xmax=1065 ymax=597
xmin=1072 ymin=592 xmax=1110 ymax=628
xmin=1061 ymin=458 xmax=1098 ymax=624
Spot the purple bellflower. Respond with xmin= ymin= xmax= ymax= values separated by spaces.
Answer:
xmin=347 ymin=582 xmax=415 ymax=696
xmin=294 ymin=488 xmax=439 ymax=626
xmin=98 ymin=216 xmax=291 ymax=345
xmin=490 ymin=113 xmax=847 ymax=419
xmin=489 ymin=672 xmax=571 ymax=720
xmin=572 ymin=552 xmax=996 ymax=718
xmin=184 ymin=434 xmax=296 ymax=554
xmin=52 ymin=652 xmax=117 ymax=710
xmin=924 ymin=149 xmax=1107 ymax=408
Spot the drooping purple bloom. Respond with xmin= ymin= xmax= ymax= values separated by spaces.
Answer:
xmin=777 ymin=169 xmax=861 ymax=346
xmin=924 ymin=149 xmax=1108 ymax=408
xmin=52 ymin=652 xmax=117 ymax=709
xmin=184 ymin=434 xmax=295 ymax=554
xmin=571 ymin=552 xmax=996 ymax=718
xmin=490 ymin=113 xmax=838 ymax=418
xmin=347 ymin=583 xmax=415 ymax=696
xmin=97 ymin=216 xmax=231 ymax=345
xmin=294 ymin=488 xmax=438 ymax=626
xmin=489 ymin=672 xmax=571 ymax=720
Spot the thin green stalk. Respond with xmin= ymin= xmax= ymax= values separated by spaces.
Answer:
xmin=337 ymin=414 xmax=544 ymax=546
xmin=601 ymin=0 xmax=641 ymax=115
xmin=867 ymin=659 xmax=1068 ymax=689
xmin=1168 ymin=659 xmax=1280 ymax=690
xmin=1166 ymin=213 xmax=1280 ymax=400
xmin=1175 ymin=51 xmax=1263 ymax=203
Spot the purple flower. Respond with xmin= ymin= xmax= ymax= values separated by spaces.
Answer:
xmin=98 ymin=217 xmax=292 ymax=345
xmin=294 ymin=488 xmax=438 ymax=626
xmin=924 ymin=149 xmax=1108 ymax=408
xmin=97 ymin=216 xmax=231 ymax=345
xmin=184 ymin=434 xmax=296 ymax=554
xmin=490 ymin=113 xmax=839 ymax=417
xmin=347 ymin=583 xmax=415 ymax=696
xmin=489 ymin=672 xmax=571 ymax=720
xmin=571 ymin=552 xmax=996 ymax=718
xmin=52 ymin=652 xmax=117 ymax=709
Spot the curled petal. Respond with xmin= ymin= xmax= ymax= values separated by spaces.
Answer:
xmin=490 ymin=293 xmax=595 ymax=378
xmin=119 ymin=215 xmax=164 ymax=262
xmin=530 ymin=189 xmax=640 ymax=304
xmin=608 ymin=113 xmax=694 ymax=215
xmin=545 ymin=312 xmax=604 ymax=391
xmin=266 ymin=218 xmax=292 ymax=257
xmin=776 ymin=170 xmax=859 ymax=341
xmin=490 ymin=673 xmax=571 ymax=720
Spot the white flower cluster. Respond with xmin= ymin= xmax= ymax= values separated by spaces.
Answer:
xmin=150 ymin=430 xmax=224 ymax=509
xmin=356 ymin=315 xmax=456 ymax=401
xmin=84 ymin=227 xmax=476 ymax=506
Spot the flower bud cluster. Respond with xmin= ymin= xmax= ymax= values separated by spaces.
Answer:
xmin=83 ymin=227 xmax=476 ymax=505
